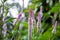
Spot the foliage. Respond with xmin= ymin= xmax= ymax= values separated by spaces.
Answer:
xmin=0 ymin=0 xmax=60 ymax=40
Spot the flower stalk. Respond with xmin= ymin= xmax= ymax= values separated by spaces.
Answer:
xmin=37 ymin=6 xmax=42 ymax=33
xmin=52 ymin=21 xmax=58 ymax=34
xmin=28 ymin=9 xmax=36 ymax=40
xmin=50 ymin=21 xmax=58 ymax=40
xmin=28 ymin=10 xmax=32 ymax=40
xmin=14 ymin=12 xmax=22 ymax=25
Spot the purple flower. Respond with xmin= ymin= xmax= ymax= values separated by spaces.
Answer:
xmin=28 ymin=17 xmax=32 ymax=40
xmin=28 ymin=9 xmax=36 ymax=29
xmin=22 ymin=0 xmax=24 ymax=2
xmin=31 ymin=10 xmax=35 ymax=19
xmin=52 ymin=21 xmax=58 ymax=34
xmin=37 ymin=6 xmax=42 ymax=32
xmin=40 ymin=6 xmax=42 ymax=13
xmin=54 ymin=21 xmax=58 ymax=27
xmin=28 ymin=9 xmax=32 ymax=17
xmin=28 ymin=9 xmax=35 ymax=40
xmin=38 ymin=6 xmax=42 ymax=21
xmin=28 ymin=9 xmax=35 ymax=20
xmin=14 ymin=12 xmax=22 ymax=25
xmin=17 ymin=12 xmax=22 ymax=20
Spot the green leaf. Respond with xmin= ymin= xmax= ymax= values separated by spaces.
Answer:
xmin=28 ymin=4 xmax=35 ymax=10
xmin=6 ymin=18 xmax=15 ymax=22
xmin=23 ymin=22 xmax=28 ymax=28
xmin=4 ymin=0 xmax=6 ymax=2
xmin=39 ymin=28 xmax=53 ymax=40
xmin=50 ymin=3 xmax=60 ymax=13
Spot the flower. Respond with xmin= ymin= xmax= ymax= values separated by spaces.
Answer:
xmin=54 ymin=21 xmax=58 ymax=27
xmin=28 ymin=9 xmax=36 ymax=29
xmin=28 ymin=16 xmax=32 ymax=40
xmin=52 ymin=21 xmax=58 ymax=34
xmin=14 ymin=12 xmax=22 ymax=25
xmin=37 ymin=5 xmax=42 ymax=32
xmin=17 ymin=12 xmax=22 ymax=20
xmin=38 ymin=6 xmax=42 ymax=21
xmin=28 ymin=9 xmax=35 ymax=40
xmin=31 ymin=10 xmax=35 ymax=19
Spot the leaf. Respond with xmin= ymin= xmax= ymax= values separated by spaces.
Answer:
xmin=39 ymin=28 xmax=53 ymax=40
xmin=28 ymin=4 xmax=35 ymax=10
xmin=4 ymin=0 xmax=6 ymax=2
xmin=24 ymin=9 xmax=28 ymax=13
xmin=6 ymin=18 xmax=15 ymax=22
xmin=50 ymin=3 xmax=60 ymax=13
xmin=23 ymin=22 xmax=28 ymax=29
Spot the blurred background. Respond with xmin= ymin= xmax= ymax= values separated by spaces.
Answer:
xmin=0 ymin=0 xmax=60 ymax=40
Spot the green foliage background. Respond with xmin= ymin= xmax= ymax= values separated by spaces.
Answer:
xmin=0 ymin=0 xmax=60 ymax=40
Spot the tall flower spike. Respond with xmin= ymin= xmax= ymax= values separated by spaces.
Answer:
xmin=31 ymin=10 xmax=34 ymax=19
xmin=31 ymin=10 xmax=36 ymax=30
xmin=28 ymin=9 xmax=36 ymax=29
xmin=14 ymin=12 xmax=22 ymax=25
xmin=38 ymin=6 xmax=42 ymax=21
xmin=37 ymin=5 xmax=42 ymax=32
xmin=28 ymin=17 xmax=32 ymax=40
xmin=17 ymin=12 xmax=22 ymax=20
xmin=28 ymin=9 xmax=33 ymax=40
xmin=52 ymin=21 xmax=58 ymax=34
xmin=54 ymin=21 xmax=58 ymax=27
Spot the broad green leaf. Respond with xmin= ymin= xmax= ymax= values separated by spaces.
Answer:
xmin=50 ymin=3 xmax=60 ymax=13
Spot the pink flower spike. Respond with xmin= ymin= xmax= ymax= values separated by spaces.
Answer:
xmin=40 ymin=6 xmax=42 ymax=12
xmin=38 ymin=12 xmax=41 ymax=21
xmin=31 ymin=10 xmax=34 ymax=19
xmin=18 ymin=12 xmax=22 ymax=20
xmin=14 ymin=12 xmax=22 ymax=25
xmin=52 ymin=21 xmax=58 ymax=34
xmin=54 ymin=21 xmax=58 ymax=27
xmin=38 ymin=6 xmax=42 ymax=21
xmin=37 ymin=5 xmax=43 ymax=32
xmin=28 ymin=9 xmax=31 ymax=16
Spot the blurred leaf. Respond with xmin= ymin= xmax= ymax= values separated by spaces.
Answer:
xmin=39 ymin=27 xmax=52 ymax=40
xmin=4 ymin=6 xmax=9 ymax=16
xmin=50 ymin=3 xmax=60 ymax=13
xmin=23 ymin=22 xmax=28 ymax=28
xmin=28 ymin=4 xmax=35 ymax=10
xmin=24 ymin=9 xmax=28 ymax=13
xmin=4 ymin=0 xmax=6 ymax=2
xmin=6 ymin=18 xmax=15 ymax=22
